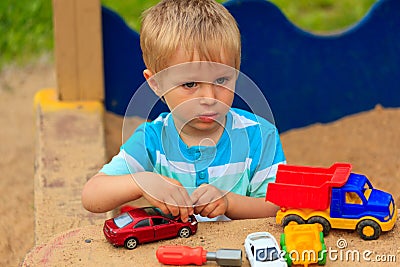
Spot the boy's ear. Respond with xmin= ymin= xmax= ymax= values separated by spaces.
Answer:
xmin=143 ymin=69 xmax=161 ymax=96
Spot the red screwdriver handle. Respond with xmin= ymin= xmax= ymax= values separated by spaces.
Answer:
xmin=156 ymin=245 xmax=207 ymax=266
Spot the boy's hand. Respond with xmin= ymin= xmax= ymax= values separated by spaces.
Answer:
xmin=190 ymin=184 xmax=229 ymax=218
xmin=132 ymin=173 xmax=193 ymax=222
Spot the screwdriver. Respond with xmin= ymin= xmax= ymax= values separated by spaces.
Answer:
xmin=156 ymin=245 xmax=242 ymax=266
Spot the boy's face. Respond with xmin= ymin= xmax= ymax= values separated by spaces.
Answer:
xmin=144 ymin=48 xmax=237 ymax=138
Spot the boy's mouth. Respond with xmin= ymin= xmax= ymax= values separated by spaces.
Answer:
xmin=197 ymin=113 xmax=218 ymax=122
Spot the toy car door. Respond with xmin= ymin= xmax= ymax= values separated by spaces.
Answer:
xmin=152 ymin=217 xmax=176 ymax=240
xmin=132 ymin=218 xmax=154 ymax=243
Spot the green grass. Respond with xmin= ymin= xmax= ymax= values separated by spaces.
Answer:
xmin=0 ymin=0 xmax=376 ymax=71
xmin=0 ymin=0 xmax=53 ymax=69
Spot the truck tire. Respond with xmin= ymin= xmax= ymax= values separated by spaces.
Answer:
xmin=307 ymin=216 xmax=331 ymax=236
xmin=282 ymin=215 xmax=305 ymax=227
xmin=356 ymin=220 xmax=381 ymax=240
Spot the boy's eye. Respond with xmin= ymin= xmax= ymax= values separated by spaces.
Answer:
xmin=183 ymin=82 xmax=197 ymax=89
xmin=214 ymin=77 xmax=228 ymax=85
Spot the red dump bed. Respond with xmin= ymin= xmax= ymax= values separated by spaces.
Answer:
xmin=266 ymin=163 xmax=352 ymax=210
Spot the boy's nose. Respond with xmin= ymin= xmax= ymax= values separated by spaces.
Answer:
xmin=199 ymin=83 xmax=217 ymax=105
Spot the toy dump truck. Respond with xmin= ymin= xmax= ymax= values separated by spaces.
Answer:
xmin=266 ymin=163 xmax=397 ymax=240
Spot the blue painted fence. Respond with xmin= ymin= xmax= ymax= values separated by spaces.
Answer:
xmin=102 ymin=0 xmax=400 ymax=132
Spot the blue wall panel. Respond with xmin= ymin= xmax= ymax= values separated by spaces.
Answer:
xmin=102 ymin=0 xmax=400 ymax=132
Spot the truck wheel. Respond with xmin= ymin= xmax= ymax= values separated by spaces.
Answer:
xmin=356 ymin=220 xmax=381 ymax=240
xmin=307 ymin=216 xmax=331 ymax=236
xmin=282 ymin=215 xmax=305 ymax=227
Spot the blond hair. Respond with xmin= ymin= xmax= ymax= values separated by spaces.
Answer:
xmin=140 ymin=0 xmax=241 ymax=73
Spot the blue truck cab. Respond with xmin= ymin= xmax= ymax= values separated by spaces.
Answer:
xmin=330 ymin=173 xmax=396 ymax=239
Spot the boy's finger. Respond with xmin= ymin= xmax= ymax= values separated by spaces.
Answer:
xmin=160 ymin=185 xmax=192 ymax=208
xmin=165 ymin=203 xmax=179 ymax=217
xmin=206 ymin=204 xmax=225 ymax=218
xmin=164 ymin=203 xmax=190 ymax=222
xmin=192 ymin=189 xmax=219 ymax=207
xmin=199 ymin=203 xmax=216 ymax=218
xmin=171 ymin=192 xmax=194 ymax=221
xmin=152 ymin=199 xmax=174 ymax=217
xmin=178 ymin=187 xmax=194 ymax=208
xmin=190 ymin=186 xmax=208 ymax=205
xmin=193 ymin=203 xmax=206 ymax=215
xmin=161 ymin=204 xmax=173 ymax=216
xmin=179 ymin=207 xmax=190 ymax=222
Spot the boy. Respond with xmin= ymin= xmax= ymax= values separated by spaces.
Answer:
xmin=82 ymin=0 xmax=286 ymax=222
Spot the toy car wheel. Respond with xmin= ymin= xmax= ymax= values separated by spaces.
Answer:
xmin=307 ymin=216 xmax=331 ymax=236
xmin=356 ymin=220 xmax=381 ymax=240
xmin=282 ymin=215 xmax=305 ymax=227
xmin=178 ymin=227 xmax=191 ymax=238
xmin=124 ymin=237 xmax=138 ymax=250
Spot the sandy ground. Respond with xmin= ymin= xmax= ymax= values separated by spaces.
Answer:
xmin=1 ymin=61 xmax=399 ymax=266
xmin=0 ymin=59 xmax=56 ymax=266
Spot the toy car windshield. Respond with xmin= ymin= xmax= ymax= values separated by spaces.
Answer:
xmin=250 ymin=235 xmax=269 ymax=241
xmin=114 ymin=213 xmax=133 ymax=228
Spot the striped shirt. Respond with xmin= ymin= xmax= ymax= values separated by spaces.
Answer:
xmin=101 ymin=108 xmax=286 ymax=220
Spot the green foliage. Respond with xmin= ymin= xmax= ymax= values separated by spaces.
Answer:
xmin=0 ymin=0 xmax=53 ymax=70
xmin=101 ymin=0 xmax=159 ymax=31
xmin=270 ymin=0 xmax=377 ymax=33
xmin=0 ymin=0 xmax=376 ymax=71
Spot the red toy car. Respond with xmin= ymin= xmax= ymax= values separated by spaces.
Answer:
xmin=103 ymin=206 xmax=198 ymax=249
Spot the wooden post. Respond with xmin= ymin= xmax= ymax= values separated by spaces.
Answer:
xmin=52 ymin=0 xmax=104 ymax=101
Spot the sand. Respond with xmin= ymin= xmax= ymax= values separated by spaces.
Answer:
xmin=1 ymin=61 xmax=399 ymax=266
